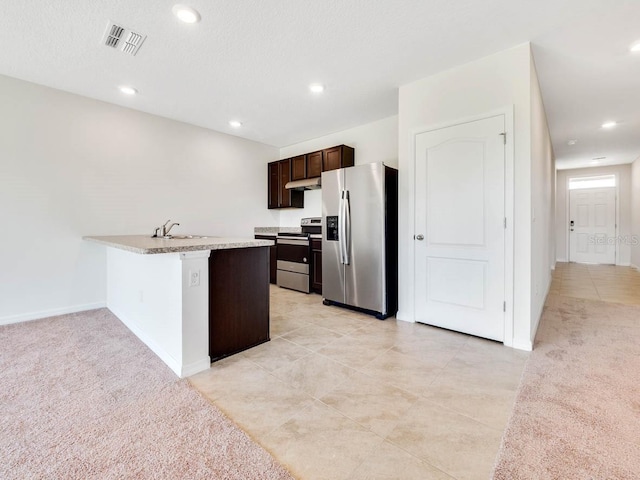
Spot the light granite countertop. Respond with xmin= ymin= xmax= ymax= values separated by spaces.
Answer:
xmin=254 ymin=226 xmax=302 ymax=235
xmin=84 ymin=235 xmax=273 ymax=255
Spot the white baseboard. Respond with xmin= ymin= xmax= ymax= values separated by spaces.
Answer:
xmin=617 ymin=262 xmax=631 ymax=267
xmin=395 ymin=311 xmax=415 ymax=323
xmin=181 ymin=358 xmax=212 ymax=377
xmin=510 ymin=270 xmax=552 ymax=353
xmin=529 ymin=276 xmax=552 ymax=349
xmin=0 ymin=302 xmax=107 ymax=326
xmin=512 ymin=339 xmax=533 ymax=351
xmin=108 ymin=306 xmax=210 ymax=379
xmin=556 ymin=257 xmax=568 ymax=263
xmin=109 ymin=305 xmax=181 ymax=377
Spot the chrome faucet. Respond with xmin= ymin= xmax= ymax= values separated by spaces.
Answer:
xmin=164 ymin=221 xmax=179 ymax=236
xmin=153 ymin=220 xmax=180 ymax=237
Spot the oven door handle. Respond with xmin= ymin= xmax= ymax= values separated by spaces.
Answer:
xmin=276 ymin=237 xmax=309 ymax=246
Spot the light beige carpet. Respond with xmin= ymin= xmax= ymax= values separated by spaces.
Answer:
xmin=0 ymin=308 xmax=294 ymax=480
xmin=493 ymin=295 xmax=640 ymax=479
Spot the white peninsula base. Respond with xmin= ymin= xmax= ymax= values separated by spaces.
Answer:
xmin=84 ymin=234 xmax=273 ymax=378
xmin=107 ymin=248 xmax=211 ymax=378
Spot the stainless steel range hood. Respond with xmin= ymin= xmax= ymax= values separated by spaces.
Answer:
xmin=285 ymin=177 xmax=321 ymax=190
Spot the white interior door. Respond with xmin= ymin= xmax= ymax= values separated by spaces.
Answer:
xmin=569 ymin=187 xmax=616 ymax=264
xmin=414 ymin=115 xmax=505 ymax=341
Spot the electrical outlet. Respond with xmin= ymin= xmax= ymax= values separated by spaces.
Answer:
xmin=189 ymin=269 xmax=200 ymax=287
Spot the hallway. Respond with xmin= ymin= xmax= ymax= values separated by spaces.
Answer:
xmin=495 ymin=263 xmax=640 ymax=478
xmin=550 ymin=262 xmax=640 ymax=306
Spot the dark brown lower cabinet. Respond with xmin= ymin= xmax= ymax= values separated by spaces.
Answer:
xmin=209 ymin=247 xmax=270 ymax=362
xmin=311 ymin=238 xmax=322 ymax=294
xmin=254 ymin=235 xmax=277 ymax=284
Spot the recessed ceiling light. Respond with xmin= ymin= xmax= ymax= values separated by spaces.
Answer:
xmin=567 ymin=139 xmax=577 ymax=146
xmin=172 ymin=4 xmax=201 ymax=23
xmin=309 ymin=84 xmax=325 ymax=94
xmin=601 ymin=121 xmax=617 ymax=129
xmin=119 ymin=85 xmax=138 ymax=95
xmin=630 ymin=41 xmax=640 ymax=53
xmin=229 ymin=120 xmax=242 ymax=128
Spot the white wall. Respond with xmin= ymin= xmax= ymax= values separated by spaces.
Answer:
xmin=398 ymin=43 xmax=538 ymax=350
xmin=529 ymin=55 xmax=556 ymax=339
xmin=277 ymin=116 xmax=398 ymax=226
xmin=0 ymin=74 xmax=279 ymax=324
xmin=556 ymin=164 xmax=632 ymax=265
xmin=632 ymin=158 xmax=640 ymax=269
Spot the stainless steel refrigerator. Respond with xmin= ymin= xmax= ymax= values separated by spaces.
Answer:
xmin=321 ymin=162 xmax=398 ymax=319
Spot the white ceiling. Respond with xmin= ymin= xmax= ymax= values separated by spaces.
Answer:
xmin=0 ymin=1 xmax=638 ymax=169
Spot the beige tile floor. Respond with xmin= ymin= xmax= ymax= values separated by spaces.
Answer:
xmin=190 ymin=287 xmax=530 ymax=480
xmin=189 ymin=263 xmax=640 ymax=479
xmin=551 ymin=262 xmax=640 ymax=305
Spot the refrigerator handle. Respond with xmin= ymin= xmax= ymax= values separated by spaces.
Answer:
xmin=344 ymin=190 xmax=351 ymax=265
xmin=339 ymin=191 xmax=346 ymax=264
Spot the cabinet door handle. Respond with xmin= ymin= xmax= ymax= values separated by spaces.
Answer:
xmin=415 ymin=234 xmax=424 ymax=241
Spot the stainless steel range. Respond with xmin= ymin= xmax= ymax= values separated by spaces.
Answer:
xmin=276 ymin=217 xmax=321 ymax=293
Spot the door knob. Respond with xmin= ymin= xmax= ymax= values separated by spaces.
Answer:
xmin=415 ymin=234 xmax=424 ymax=241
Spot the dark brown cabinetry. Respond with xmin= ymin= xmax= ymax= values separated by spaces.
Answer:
xmin=255 ymin=235 xmax=277 ymax=284
xmin=311 ymin=238 xmax=322 ymax=294
xmin=209 ymin=247 xmax=270 ymax=361
xmin=267 ymin=145 xmax=353 ymax=209
xmin=307 ymin=151 xmax=323 ymax=178
xmin=322 ymin=145 xmax=354 ymax=172
xmin=268 ymin=159 xmax=304 ymax=209
xmin=291 ymin=155 xmax=306 ymax=181
xmin=279 ymin=159 xmax=292 ymax=208
xmin=268 ymin=162 xmax=279 ymax=208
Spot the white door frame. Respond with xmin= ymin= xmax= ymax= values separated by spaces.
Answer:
xmin=405 ymin=106 xmax=515 ymax=347
xmin=564 ymin=173 xmax=619 ymax=265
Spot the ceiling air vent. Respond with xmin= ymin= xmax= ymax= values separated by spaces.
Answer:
xmin=101 ymin=21 xmax=146 ymax=56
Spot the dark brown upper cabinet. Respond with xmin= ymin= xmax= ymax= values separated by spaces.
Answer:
xmin=268 ymin=158 xmax=304 ymax=209
xmin=279 ymin=159 xmax=292 ymax=207
xmin=268 ymin=161 xmax=279 ymax=209
xmin=323 ymin=145 xmax=354 ymax=172
xmin=267 ymin=145 xmax=353 ymax=208
xmin=291 ymin=155 xmax=306 ymax=181
xmin=307 ymin=151 xmax=323 ymax=178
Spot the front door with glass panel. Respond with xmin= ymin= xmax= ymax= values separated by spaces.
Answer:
xmin=569 ymin=184 xmax=616 ymax=264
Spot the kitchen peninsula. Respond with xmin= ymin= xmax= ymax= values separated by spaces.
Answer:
xmin=84 ymin=235 xmax=273 ymax=378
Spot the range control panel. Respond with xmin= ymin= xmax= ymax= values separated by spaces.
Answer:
xmin=326 ymin=216 xmax=339 ymax=241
